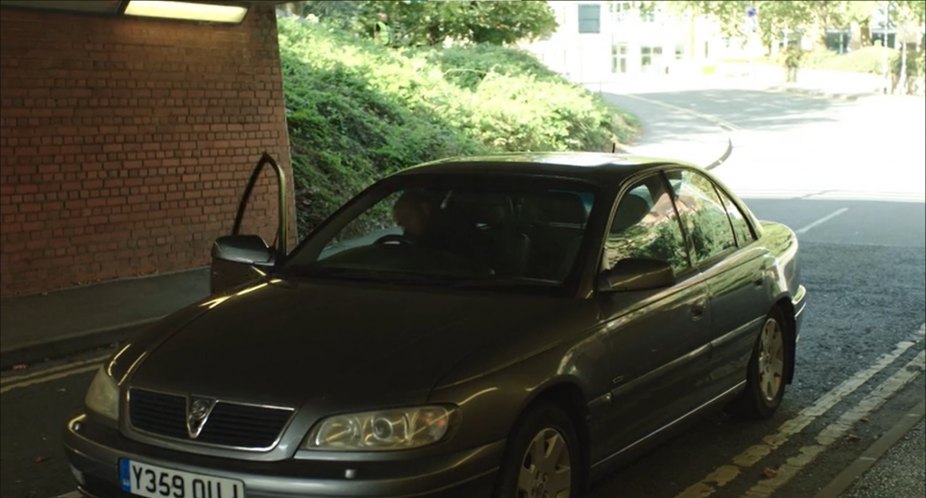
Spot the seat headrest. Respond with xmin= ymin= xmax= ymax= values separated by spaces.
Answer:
xmin=612 ymin=194 xmax=649 ymax=232
xmin=446 ymin=192 xmax=511 ymax=225
xmin=524 ymin=192 xmax=588 ymax=225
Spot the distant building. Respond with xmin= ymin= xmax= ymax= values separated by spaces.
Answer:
xmin=521 ymin=1 xmax=757 ymax=84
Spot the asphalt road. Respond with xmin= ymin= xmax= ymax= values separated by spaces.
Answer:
xmin=1 ymin=89 xmax=924 ymax=498
xmin=606 ymin=89 xmax=926 ymax=202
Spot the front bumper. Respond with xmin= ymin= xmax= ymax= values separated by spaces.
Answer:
xmin=65 ymin=414 xmax=502 ymax=498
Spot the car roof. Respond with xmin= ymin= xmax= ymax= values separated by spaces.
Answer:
xmin=394 ymin=152 xmax=700 ymax=185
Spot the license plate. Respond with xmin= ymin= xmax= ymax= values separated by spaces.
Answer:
xmin=119 ymin=459 xmax=245 ymax=498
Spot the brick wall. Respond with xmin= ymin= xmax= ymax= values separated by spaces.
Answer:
xmin=0 ymin=4 xmax=295 ymax=297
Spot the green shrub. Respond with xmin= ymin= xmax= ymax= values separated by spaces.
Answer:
xmin=892 ymin=48 xmax=924 ymax=78
xmin=281 ymin=55 xmax=482 ymax=230
xmin=422 ymin=43 xmax=560 ymax=89
xmin=277 ymin=18 xmax=639 ymax=235
xmin=890 ymin=48 xmax=925 ymax=94
xmin=421 ymin=43 xmax=638 ymax=151
xmin=798 ymin=46 xmax=899 ymax=74
xmin=794 ymin=47 xmax=834 ymax=68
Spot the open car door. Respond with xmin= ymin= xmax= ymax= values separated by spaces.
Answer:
xmin=210 ymin=152 xmax=288 ymax=294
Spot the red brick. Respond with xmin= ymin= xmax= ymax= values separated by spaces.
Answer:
xmin=0 ymin=4 xmax=292 ymax=298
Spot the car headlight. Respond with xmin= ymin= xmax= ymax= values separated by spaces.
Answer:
xmin=85 ymin=366 xmax=119 ymax=422
xmin=303 ymin=406 xmax=453 ymax=451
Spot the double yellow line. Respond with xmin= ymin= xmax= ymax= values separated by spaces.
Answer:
xmin=0 ymin=353 xmax=111 ymax=395
xmin=674 ymin=323 xmax=926 ymax=498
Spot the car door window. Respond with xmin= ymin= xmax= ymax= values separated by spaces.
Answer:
xmin=604 ymin=176 xmax=690 ymax=275
xmin=666 ymin=169 xmax=738 ymax=264
xmin=715 ymin=187 xmax=755 ymax=246
xmin=319 ymin=191 xmax=406 ymax=259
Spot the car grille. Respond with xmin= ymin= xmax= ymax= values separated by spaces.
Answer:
xmin=128 ymin=388 xmax=293 ymax=449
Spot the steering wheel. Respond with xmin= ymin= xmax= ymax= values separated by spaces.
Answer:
xmin=375 ymin=234 xmax=414 ymax=245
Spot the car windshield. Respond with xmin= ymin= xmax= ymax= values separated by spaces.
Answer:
xmin=280 ymin=176 xmax=597 ymax=291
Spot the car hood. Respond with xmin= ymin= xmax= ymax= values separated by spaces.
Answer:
xmin=126 ymin=277 xmax=588 ymax=411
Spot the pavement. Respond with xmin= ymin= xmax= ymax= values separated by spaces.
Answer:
xmin=845 ymin=419 xmax=926 ymax=498
xmin=0 ymin=267 xmax=210 ymax=370
xmin=825 ymin=403 xmax=926 ymax=498
xmin=751 ymin=63 xmax=887 ymax=100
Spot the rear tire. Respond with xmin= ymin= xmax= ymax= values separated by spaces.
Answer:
xmin=494 ymin=402 xmax=582 ymax=498
xmin=729 ymin=308 xmax=791 ymax=419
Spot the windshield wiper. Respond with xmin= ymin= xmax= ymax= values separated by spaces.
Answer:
xmin=277 ymin=265 xmax=379 ymax=281
xmin=280 ymin=264 xmax=558 ymax=289
xmin=280 ymin=265 xmax=462 ymax=285
xmin=446 ymin=277 xmax=559 ymax=290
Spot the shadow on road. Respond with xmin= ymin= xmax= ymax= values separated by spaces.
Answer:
xmin=602 ymin=89 xmax=846 ymax=145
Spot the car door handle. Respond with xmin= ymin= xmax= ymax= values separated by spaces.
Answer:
xmin=690 ymin=300 xmax=706 ymax=318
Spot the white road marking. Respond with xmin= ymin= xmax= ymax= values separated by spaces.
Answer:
xmin=737 ymin=190 xmax=926 ymax=203
xmin=795 ymin=207 xmax=849 ymax=234
xmin=0 ymin=353 xmax=111 ymax=386
xmin=0 ymin=364 xmax=100 ymax=395
xmin=53 ymin=492 xmax=82 ymax=498
xmin=744 ymin=349 xmax=925 ymax=497
xmin=675 ymin=323 xmax=925 ymax=498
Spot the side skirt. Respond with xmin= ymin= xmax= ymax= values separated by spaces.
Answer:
xmin=589 ymin=380 xmax=746 ymax=477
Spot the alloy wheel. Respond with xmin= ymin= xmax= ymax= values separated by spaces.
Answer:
xmin=517 ymin=427 xmax=572 ymax=498
xmin=757 ymin=316 xmax=785 ymax=403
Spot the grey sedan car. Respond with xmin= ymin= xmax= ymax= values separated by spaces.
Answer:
xmin=65 ymin=152 xmax=806 ymax=498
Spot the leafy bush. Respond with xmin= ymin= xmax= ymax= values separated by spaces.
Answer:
xmin=423 ymin=43 xmax=560 ymax=89
xmin=277 ymin=19 xmax=638 ymax=234
xmin=797 ymin=46 xmax=899 ymax=74
xmin=793 ymin=47 xmax=828 ymax=67
xmin=891 ymin=48 xmax=925 ymax=95
xmin=892 ymin=48 xmax=924 ymax=78
xmin=296 ymin=0 xmax=557 ymax=47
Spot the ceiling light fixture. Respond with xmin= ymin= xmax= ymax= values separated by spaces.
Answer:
xmin=123 ymin=0 xmax=247 ymax=23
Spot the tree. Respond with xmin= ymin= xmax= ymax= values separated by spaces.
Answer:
xmin=672 ymin=1 xmax=923 ymax=50
xmin=669 ymin=1 xmax=889 ymax=50
xmin=453 ymin=0 xmax=559 ymax=45
xmin=891 ymin=0 xmax=926 ymax=95
xmin=671 ymin=1 xmax=797 ymax=50
xmin=841 ymin=1 xmax=880 ymax=48
xmin=898 ymin=0 xmax=926 ymax=24
xmin=289 ymin=0 xmax=558 ymax=47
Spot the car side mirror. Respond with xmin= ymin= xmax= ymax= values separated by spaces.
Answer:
xmin=212 ymin=235 xmax=275 ymax=265
xmin=597 ymin=257 xmax=675 ymax=292
xmin=210 ymin=235 xmax=276 ymax=294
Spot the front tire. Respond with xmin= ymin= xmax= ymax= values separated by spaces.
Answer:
xmin=494 ymin=402 xmax=582 ymax=498
xmin=729 ymin=308 xmax=791 ymax=419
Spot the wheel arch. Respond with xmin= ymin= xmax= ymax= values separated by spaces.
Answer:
xmin=774 ymin=296 xmax=797 ymax=384
xmin=512 ymin=379 xmax=592 ymax=487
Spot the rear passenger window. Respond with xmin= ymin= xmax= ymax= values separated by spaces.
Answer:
xmin=605 ymin=176 xmax=690 ymax=275
xmin=716 ymin=188 xmax=755 ymax=246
